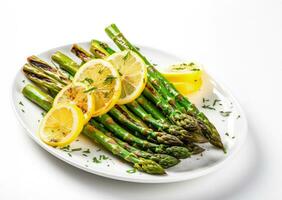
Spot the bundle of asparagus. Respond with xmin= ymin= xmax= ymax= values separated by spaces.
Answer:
xmin=22 ymin=24 xmax=224 ymax=175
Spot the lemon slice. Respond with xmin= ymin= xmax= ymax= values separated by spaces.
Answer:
xmin=39 ymin=103 xmax=84 ymax=147
xmin=106 ymin=50 xmax=147 ymax=104
xmin=172 ymin=79 xmax=203 ymax=95
xmin=73 ymin=59 xmax=121 ymax=116
xmin=162 ymin=62 xmax=202 ymax=82
xmin=53 ymin=82 xmax=95 ymax=124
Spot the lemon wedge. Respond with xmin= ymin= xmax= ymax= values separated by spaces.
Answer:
xmin=172 ymin=79 xmax=203 ymax=95
xmin=53 ymin=82 xmax=95 ymax=124
xmin=39 ymin=103 xmax=84 ymax=147
xmin=162 ymin=62 xmax=202 ymax=82
xmin=106 ymin=50 xmax=147 ymax=104
xmin=73 ymin=59 xmax=121 ymax=116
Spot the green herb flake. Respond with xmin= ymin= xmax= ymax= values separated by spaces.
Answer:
xmin=68 ymin=153 xmax=72 ymax=157
xmin=19 ymin=101 xmax=24 ymax=106
xmin=98 ymin=68 xmax=105 ymax=74
xmin=41 ymin=112 xmax=46 ymax=117
xmin=220 ymin=111 xmax=232 ymax=117
xmin=82 ymin=154 xmax=88 ymax=157
xmin=96 ymin=148 xmax=101 ymax=152
xmin=232 ymin=136 xmax=235 ymax=139
xmin=83 ymin=86 xmax=97 ymax=93
xmin=82 ymin=149 xmax=91 ymax=154
xmin=60 ymin=145 xmax=70 ymax=151
xmin=225 ymin=132 xmax=229 ymax=136
xmin=237 ymin=115 xmax=241 ymax=119
xmin=202 ymin=105 xmax=215 ymax=110
xmin=126 ymin=168 xmax=137 ymax=174
xmin=104 ymin=75 xmax=116 ymax=85
xmin=21 ymin=109 xmax=25 ymax=113
xmin=71 ymin=148 xmax=82 ymax=152
xmin=202 ymin=98 xmax=209 ymax=103
xmin=213 ymin=99 xmax=221 ymax=106
xmin=99 ymin=155 xmax=109 ymax=160
xmin=173 ymin=67 xmax=186 ymax=70
xmin=83 ymin=78 xmax=94 ymax=85
xmin=22 ymin=80 xmax=25 ymax=83
xmin=93 ymin=157 xmax=101 ymax=163
xmin=123 ymin=51 xmax=130 ymax=61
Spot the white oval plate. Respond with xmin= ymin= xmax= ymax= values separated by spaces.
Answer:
xmin=12 ymin=42 xmax=247 ymax=183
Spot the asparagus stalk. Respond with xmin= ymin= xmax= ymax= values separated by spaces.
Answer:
xmin=51 ymin=51 xmax=79 ymax=76
xmin=27 ymin=55 xmax=70 ymax=85
xmin=94 ymin=114 xmax=190 ymax=159
xmin=104 ymin=24 xmax=224 ymax=151
xmin=143 ymin=82 xmax=200 ymax=132
xmin=71 ymin=44 xmax=93 ymax=62
xmin=136 ymin=95 xmax=168 ymax=123
xmin=89 ymin=119 xmax=180 ymax=168
xmin=108 ymin=105 xmax=183 ymax=145
xmin=89 ymin=41 xmax=206 ymax=142
xmin=23 ymin=63 xmax=63 ymax=97
xmin=117 ymin=105 xmax=148 ymax=128
xmin=23 ymin=84 xmax=165 ymax=174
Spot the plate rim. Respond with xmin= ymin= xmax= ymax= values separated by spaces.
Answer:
xmin=11 ymin=42 xmax=248 ymax=183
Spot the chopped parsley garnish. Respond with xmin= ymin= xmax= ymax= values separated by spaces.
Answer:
xmin=232 ymin=136 xmax=235 ymax=139
xmin=173 ymin=67 xmax=186 ymax=70
xmin=68 ymin=153 xmax=72 ymax=157
xmin=104 ymin=75 xmax=116 ymax=85
xmin=61 ymin=145 xmax=70 ymax=151
xmin=71 ymin=148 xmax=82 ymax=152
xmin=82 ymin=154 xmax=88 ymax=157
xmin=82 ymin=149 xmax=91 ymax=154
xmin=202 ymin=98 xmax=210 ymax=103
xmin=22 ymin=80 xmax=25 ymax=83
xmin=92 ymin=157 xmax=101 ymax=163
xmin=83 ymin=86 xmax=97 ymax=93
xmin=83 ymin=78 xmax=94 ymax=85
xmin=225 ymin=132 xmax=229 ymax=136
xmin=19 ymin=101 xmax=24 ymax=106
xmin=99 ymin=155 xmax=109 ymax=160
xmin=41 ymin=112 xmax=46 ymax=117
xmin=123 ymin=51 xmax=130 ymax=61
xmin=220 ymin=111 xmax=232 ymax=117
xmin=237 ymin=115 xmax=241 ymax=119
xmin=126 ymin=168 xmax=137 ymax=174
xmin=213 ymin=99 xmax=221 ymax=106
xmin=202 ymin=105 xmax=215 ymax=110
xmin=21 ymin=109 xmax=25 ymax=113
xmin=98 ymin=68 xmax=105 ymax=74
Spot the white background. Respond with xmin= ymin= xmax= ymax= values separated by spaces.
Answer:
xmin=1 ymin=0 xmax=282 ymax=199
